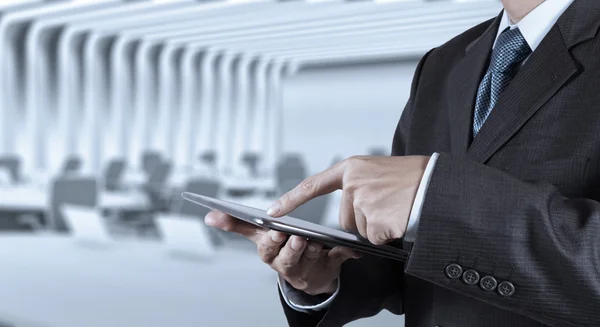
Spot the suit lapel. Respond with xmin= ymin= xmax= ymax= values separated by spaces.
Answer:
xmin=466 ymin=25 xmax=577 ymax=163
xmin=447 ymin=15 xmax=500 ymax=157
xmin=467 ymin=0 xmax=600 ymax=164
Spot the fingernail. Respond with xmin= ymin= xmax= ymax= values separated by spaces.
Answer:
xmin=270 ymin=232 xmax=285 ymax=243
xmin=308 ymin=245 xmax=317 ymax=253
xmin=204 ymin=215 xmax=216 ymax=226
xmin=266 ymin=202 xmax=281 ymax=216
xmin=291 ymin=237 xmax=303 ymax=251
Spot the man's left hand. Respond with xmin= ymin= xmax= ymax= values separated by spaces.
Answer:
xmin=267 ymin=155 xmax=430 ymax=245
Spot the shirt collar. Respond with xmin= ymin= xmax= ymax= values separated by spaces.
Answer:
xmin=495 ymin=0 xmax=575 ymax=52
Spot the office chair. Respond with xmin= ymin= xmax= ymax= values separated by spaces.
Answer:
xmin=49 ymin=176 xmax=98 ymax=232
xmin=109 ymin=162 xmax=171 ymax=236
xmin=171 ymin=178 xmax=220 ymax=214
xmin=0 ymin=156 xmax=21 ymax=184
xmin=145 ymin=162 xmax=173 ymax=211
xmin=198 ymin=151 xmax=216 ymax=166
xmin=276 ymin=154 xmax=307 ymax=190
xmin=61 ymin=156 xmax=82 ymax=174
xmin=153 ymin=178 xmax=224 ymax=255
xmin=141 ymin=151 xmax=162 ymax=177
xmin=241 ymin=152 xmax=261 ymax=178
xmin=170 ymin=178 xmax=227 ymax=246
xmin=368 ymin=147 xmax=390 ymax=157
xmin=109 ymin=162 xmax=172 ymax=238
xmin=103 ymin=159 xmax=126 ymax=191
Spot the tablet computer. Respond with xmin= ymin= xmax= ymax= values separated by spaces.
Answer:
xmin=182 ymin=192 xmax=409 ymax=262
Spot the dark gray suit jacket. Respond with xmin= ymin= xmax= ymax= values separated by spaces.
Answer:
xmin=281 ymin=1 xmax=600 ymax=326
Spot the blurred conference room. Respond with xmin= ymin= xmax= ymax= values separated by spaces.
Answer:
xmin=0 ymin=0 xmax=502 ymax=326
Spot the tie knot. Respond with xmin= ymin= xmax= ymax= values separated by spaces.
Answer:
xmin=489 ymin=27 xmax=532 ymax=74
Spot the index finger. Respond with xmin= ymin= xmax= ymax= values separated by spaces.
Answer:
xmin=267 ymin=162 xmax=345 ymax=217
xmin=205 ymin=211 xmax=265 ymax=243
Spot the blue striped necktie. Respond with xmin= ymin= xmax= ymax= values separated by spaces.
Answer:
xmin=472 ymin=27 xmax=532 ymax=137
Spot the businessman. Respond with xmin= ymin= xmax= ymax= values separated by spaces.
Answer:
xmin=206 ymin=0 xmax=600 ymax=326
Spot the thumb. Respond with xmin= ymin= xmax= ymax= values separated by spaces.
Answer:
xmin=327 ymin=247 xmax=362 ymax=266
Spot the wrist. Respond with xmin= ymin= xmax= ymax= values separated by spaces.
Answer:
xmin=320 ymin=278 xmax=339 ymax=296
xmin=302 ymin=278 xmax=338 ymax=297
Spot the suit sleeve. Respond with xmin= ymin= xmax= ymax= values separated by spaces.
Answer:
xmin=280 ymin=49 xmax=435 ymax=327
xmin=406 ymin=153 xmax=600 ymax=327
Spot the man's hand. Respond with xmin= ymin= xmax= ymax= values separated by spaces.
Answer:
xmin=205 ymin=211 xmax=359 ymax=296
xmin=204 ymin=155 xmax=428 ymax=296
xmin=267 ymin=155 xmax=430 ymax=245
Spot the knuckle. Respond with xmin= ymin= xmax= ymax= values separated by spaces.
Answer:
xmin=281 ymin=260 xmax=294 ymax=268
xmin=345 ymin=156 xmax=366 ymax=168
xmin=279 ymin=254 xmax=297 ymax=268
xmin=300 ymin=177 xmax=318 ymax=195
xmin=343 ymin=158 xmax=356 ymax=172
xmin=367 ymin=222 xmax=388 ymax=245
xmin=220 ymin=220 xmax=235 ymax=232
xmin=343 ymin=181 xmax=358 ymax=194
xmin=303 ymin=252 xmax=320 ymax=262
xmin=346 ymin=156 xmax=359 ymax=165
xmin=353 ymin=196 xmax=366 ymax=208
xmin=389 ymin=228 xmax=403 ymax=241
xmin=279 ymin=267 xmax=292 ymax=278
xmin=368 ymin=233 xmax=387 ymax=246
xmin=367 ymin=234 xmax=384 ymax=246
xmin=257 ymin=244 xmax=274 ymax=263
xmin=339 ymin=219 xmax=353 ymax=231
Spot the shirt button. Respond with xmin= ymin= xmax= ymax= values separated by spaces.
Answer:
xmin=480 ymin=276 xmax=498 ymax=291
xmin=498 ymin=281 xmax=516 ymax=297
xmin=445 ymin=263 xmax=463 ymax=279
xmin=462 ymin=269 xmax=480 ymax=285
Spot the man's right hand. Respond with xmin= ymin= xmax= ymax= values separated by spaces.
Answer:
xmin=205 ymin=211 xmax=360 ymax=296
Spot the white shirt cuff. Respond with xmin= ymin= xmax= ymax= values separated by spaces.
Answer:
xmin=278 ymin=275 xmax=340 ymax=313
xmin=404 ymin=152 xmax=440 ymax=243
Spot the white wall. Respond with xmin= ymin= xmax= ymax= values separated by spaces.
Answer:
xmin=281 ymin=59 xmax=420 ymax=175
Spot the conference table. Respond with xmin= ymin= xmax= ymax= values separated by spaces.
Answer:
xmin=0 ymin=185 xmax=150 ymax=212
xmin=221 ymin=175 xmax=277 ymax=196
xmin=122 ymin=169 xmax=278 ymax=197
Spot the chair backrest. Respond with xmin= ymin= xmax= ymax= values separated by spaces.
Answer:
xmin=279 ymin=178 xmax=329 ymax=224
xmin=143 ymin=162 xmax=172 ymax=210
xmin=49 ymin=177 xmax=98 ymax=232
xmin=142 ymin=151 xmax=162 ymax=176
xmin=103 ymin=159 xmax=126 ymax=191
xmin=276 ymin=154 xmax=307 ymax=186
xmin=0 ymin=156 xmax=20 ymax=183
xmin=62 ymin=156 xmax=82 ymax=174
xmin=198 ymin=151 xmax=217 ymax=165
xmin=241 ymin=152 xmax=261 ymax=177
xmin=147 ymin=162 xmax=172 ymax=187
xmin=172 ymin=178 xmax=221 ymax=216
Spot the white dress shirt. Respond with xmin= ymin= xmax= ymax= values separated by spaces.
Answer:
xmin=282 ymin=0 xmax=575 ymax=312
